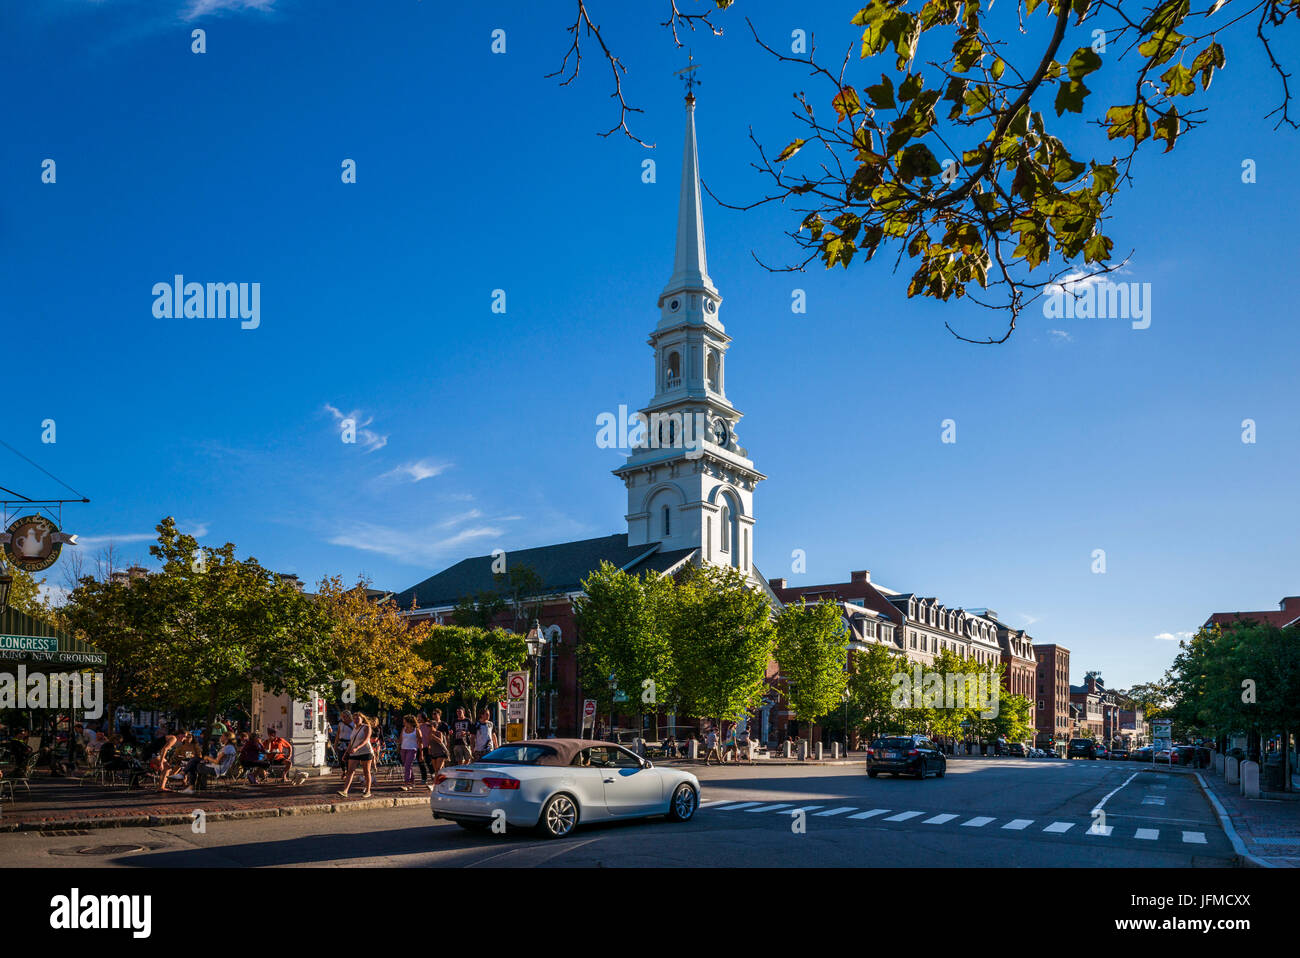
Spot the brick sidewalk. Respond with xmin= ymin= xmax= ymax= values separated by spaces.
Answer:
xmin=1193 ymin=768 xmax=1300 ymax=868
xmin=0 ymin=767 xmax=432 ymax=832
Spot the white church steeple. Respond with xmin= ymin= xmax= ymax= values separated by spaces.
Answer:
xmin=614 ymin=89 xmax=765 ymax=580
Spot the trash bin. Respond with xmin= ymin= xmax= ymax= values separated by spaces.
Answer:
xmin=1263 ymin=757 xmax=1285 ymax=791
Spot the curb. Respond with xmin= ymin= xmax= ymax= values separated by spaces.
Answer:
xmin=1192 ymin=771 xmax=1275 ymax=869
xmin=0 ymin=794 xmax=432 ymax=834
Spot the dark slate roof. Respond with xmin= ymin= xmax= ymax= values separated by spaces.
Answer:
xmin=390 ymin=533 xmax=696 ymax=611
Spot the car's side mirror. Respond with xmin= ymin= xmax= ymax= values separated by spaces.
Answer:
xmin=641 ymin=758 xmax=653 ymax=769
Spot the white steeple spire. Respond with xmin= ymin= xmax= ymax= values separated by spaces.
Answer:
xmin=662 ymin=93 xmax=718 ymax=300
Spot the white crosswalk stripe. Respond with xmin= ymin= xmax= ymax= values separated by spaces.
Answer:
xmin=712 ymin=801 xmax=763 ymax=811
xmin=813 ymin=806 xmax=858 ymax=817
xmin=883 ymin=810 xmax=924 ymax=822
xmin=745 ymin=803 xmax=793 ymax=813
xmin=1087 ymin=823 xmax=1114 ymax=836
xmin=923 ymin=813 xmax=959 ymax=825
xmin=1142 ymin=796 xmax=1166 ymax=805
xmin=961 ymin=816 xmax=995 ymax=827
xmin=1002 ymin=819 xmax=1034 ymax=830
xmin=1043 ymin=821 xmax=1075 ymax=834
xmin=1135 ymin=828 xmax=1160 ymax=840
xmin=848 ymin=808 xmax=891 ymax=820
xmin=1183 ymin=831 xmax=1207 ymax=844
xmin=786 ymin=806 xmax=824 ymax=815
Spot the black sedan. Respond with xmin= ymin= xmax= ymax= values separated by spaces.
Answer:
xmin=867 ymin=735 xmax=947 ymax=779
xmin=1067 ymin=739 xmax=1097 ymax=759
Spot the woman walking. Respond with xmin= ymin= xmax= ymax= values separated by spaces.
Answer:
xmin=334 ymin=710 xmax=354 ymax=774
xmin=426 ymin=709 xmax=450 ymax=786
xmin=338 ymin=712 xmax=374 ymax=798
xmin=398 ymin=715 xmax=419 ymax=791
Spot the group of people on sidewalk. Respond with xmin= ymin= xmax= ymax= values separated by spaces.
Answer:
xmin=331 ymin=706 xmax=498 ymax=799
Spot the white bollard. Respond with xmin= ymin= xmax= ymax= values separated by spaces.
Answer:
xmin=687 ymin=738 xmax=699 ymax=761
xmin=1225 ymin=755 xmax=1240 ymax=785
xmin=1241 ymin=760 xmax=1260 ymax=798
xmin=783 ymin=741 xmax=793 ymax=759
xmin=815 ymin=742 xmax=824 ymax=761
xmin=832 ymin=742 xmax=841 ymax=760
xmin=798 ymin=740 xmax=809 ymax=761
xmin=1213 ymin=753 xmax=1224 ymax=774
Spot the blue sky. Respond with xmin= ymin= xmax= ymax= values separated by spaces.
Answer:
xmin=3 ymin=0 xmax=1297 ymax=690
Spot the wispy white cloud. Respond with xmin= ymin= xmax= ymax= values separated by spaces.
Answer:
xmin=381 ymin=459 xmax=450 ymax=483
xmin=323 ymin=403 xmax=388 ymax=453
xmin=1154 ymin=631 xmax=1193 ymax=642
xmin=1047 ymin=329 xmax=1073 ymax=343
xmin=74 ymin=532 xmax=158 ymax=548
xmin=183 ymin=0 xmax=275 ymax=20
xmin=327 ymin=521 xmax=504 ymax=565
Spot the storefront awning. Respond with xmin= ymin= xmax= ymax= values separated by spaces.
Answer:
xmin=0 ymin=607 xmax=106 ymax=667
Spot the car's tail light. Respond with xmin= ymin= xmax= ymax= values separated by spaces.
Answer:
xmin=865 ymin=748 xmax=874 ymax=757
xmin=433 ymin=773 xmax=449 ymax=786
xmin=908 ymin=749 xmax=919 ymax=756
xmin=482 ymin=777 xmax=520 ymax=790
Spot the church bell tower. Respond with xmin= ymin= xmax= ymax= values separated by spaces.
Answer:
xmin=613 ymin=89 xmax=765 ymax=578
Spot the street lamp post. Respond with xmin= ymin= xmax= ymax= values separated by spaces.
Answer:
xmin=0 ymin=573 xmax=12 ymax=612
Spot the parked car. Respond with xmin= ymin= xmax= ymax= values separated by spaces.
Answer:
xmin=867 ymin=735 xmax=947 ymax=779
xmin=431 ymin=739 xmax=701 ymax=838
xmin=1067 ymin=739 xmax=1097 ymax=760
xmin=1093 ymin=744 xmax=1109 ymax=760
xmin=1108 ymin=747 xmax=1130 ymax=761
xmin=1006 ymin=742 xmax=1028 ymax=757
xmin=1129 ymin=746 xmax=1154 ymax=762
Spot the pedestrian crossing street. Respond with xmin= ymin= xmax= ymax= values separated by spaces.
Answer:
xmin=697 ymin=798 xmax=1211 ymax=846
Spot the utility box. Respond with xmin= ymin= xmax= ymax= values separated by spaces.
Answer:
xmin=252 ymin=682 xmax=327 ymax=772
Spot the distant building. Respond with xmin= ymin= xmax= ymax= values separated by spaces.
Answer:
xmin=1202 ymin=595 xmax=1300 ymax=631
xmin=1033 ymin=643 xmax=1071 ymax=750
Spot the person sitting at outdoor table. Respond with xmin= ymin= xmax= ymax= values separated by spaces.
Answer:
xmin=663 ymin=734 xmax=677 ymax=757
xmin=264 ymin=729 xmax=293 ymax=782
xmin=240 ymin=732 xmax=268 ymax=784
xmin=178 ymin=733 xmax=238 ymax=793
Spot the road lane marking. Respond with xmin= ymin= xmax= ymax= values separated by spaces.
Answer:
xmin=1183 ymin=831 xmax=1207 ymax=844
xmin=1043 ymin=821 xmax=1075 ymax=834
xmin=1135 ymin=828 xmax=1160 ymax=840
xmin=1090 ymin=771 xmax=1142 ymax=817
xmin=1002 ymin=819 xmax=1033 ymax=830
xmin=923 ymin=814 xmax=959 ymax=824
xmin=1142 ymin=796 xmax=1167 ymax=805
xmin=745 ymin=803 xmax=793 ymax=813
xmin=961 ymin=816 xmax=995 ymax=827
xmin=786 ymin=806 xmax=824 ymax=815
xmin=1151 ymin=784 xmax=1167 ymax=790
xmin=883 ymin=811 xmax=924 ymax=822
xmin=1087 ymin=823 xmax=1114 ymax=836
xmin=813 ymin=807 xmax=858 ymax=817
xmin=711 ymin=802 xmax=763 ymax=811
xmin=848 ymin=808 xmax=891 ymax=820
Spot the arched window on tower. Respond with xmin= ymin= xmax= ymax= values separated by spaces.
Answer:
xmin=665 ymin=351 xmax=681 ymax=389
xmin=706 ymin=350 xmax=719 ymax=390
xmin=720 ymin=504 xmax=730 ymax=553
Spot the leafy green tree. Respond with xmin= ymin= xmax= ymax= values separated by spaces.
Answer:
xmin=417 ymin=624 xmax=528 ymax=717
xmin=0 ymin=554 xmax=52 ymax=622
xmin=142 ymin=517 xmax=336 ymax=754
xmin=775 ymin=600 xmax=850 ymax=743
xmin=315 ymin=576 xmax=443 ymax=709
xmin=847 ymin=642 xmax=906 ymax=743
xmin=573 ymin=561 xmax=676 ymax=729
xmin=58 ymin=571 xmax=155 ymax=724
xmin=450 ymin=590 xmax=506 ymax=629
xmin=669 ymin=564 xmax=776 ymax=732
xmin=553 ymin=0 xmax=1297 ymax=341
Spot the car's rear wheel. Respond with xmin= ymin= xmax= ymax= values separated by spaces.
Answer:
xmin=867 ymin=769 xmax=878 ymax=778
xmin=917 ymin=760 xmax=927 ymax=780
xmin=667 ymin=783 xmax=697 ymax=821
xmin=537 ymin=793 xmax=578 ymax=839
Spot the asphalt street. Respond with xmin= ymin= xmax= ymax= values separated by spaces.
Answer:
xmin=0 ymin=758 xmax=1237 ymax=867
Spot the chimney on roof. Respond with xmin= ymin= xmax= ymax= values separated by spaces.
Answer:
xmin=770 ymin=577 xmax=787 ymax=591
xmin=850 ymin=570 xmax=870 ymax=585
xmin=1281 ymin=596 xmax=1300 ymax=611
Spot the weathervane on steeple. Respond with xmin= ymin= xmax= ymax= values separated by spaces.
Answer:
xmin=674 ymin=49 xmax=700 ymax=100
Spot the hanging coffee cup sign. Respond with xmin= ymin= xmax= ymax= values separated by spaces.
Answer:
xmin=1 ymin=515 xmax=77 ymax=572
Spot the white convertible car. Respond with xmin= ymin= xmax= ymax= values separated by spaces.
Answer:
xmin=431 ymin=738 xmax=701 ymax=838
